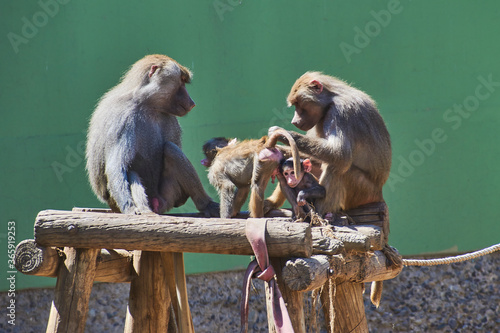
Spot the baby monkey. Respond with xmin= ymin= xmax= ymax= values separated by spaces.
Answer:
xmin=278 ymin=157 xmax=326 ymax=219
xmin=201 ymin=130 xmax=302 ymax=218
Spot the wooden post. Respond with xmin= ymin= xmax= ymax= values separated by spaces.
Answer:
xmin=124 ymin=251 xmax=172 ymax=333
xmin=267 ymin=257 xmax=306 ymax=333
xmin=46 ymin=247 xmax=99 ymax=333
xmin=161 ymin=252 xmax=194 ymax=333
xmin=321 ymin=281 xmax=368 ymax=333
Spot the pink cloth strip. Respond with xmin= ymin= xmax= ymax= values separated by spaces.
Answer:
xmin=240 ymin=219 xmax=294 ymax=333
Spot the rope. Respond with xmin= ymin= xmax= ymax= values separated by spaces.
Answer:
xmin=402 ymin=242 xmax=500 ymax=266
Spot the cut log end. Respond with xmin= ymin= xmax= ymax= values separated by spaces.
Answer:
xmin=15 ymin=239 xmax=60 ymax=277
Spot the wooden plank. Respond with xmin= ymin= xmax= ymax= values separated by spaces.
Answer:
xmin=46 ymin=247 xmax=99 ymax=333
xmin=35 ymin=211 xmax=312 ymax=258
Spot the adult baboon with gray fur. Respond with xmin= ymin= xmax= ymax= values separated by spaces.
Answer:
xmin=86 ymin=54 xmax=218 ymax=216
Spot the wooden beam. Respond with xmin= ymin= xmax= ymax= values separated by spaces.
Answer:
xmin=282 ymin=251 xmax=403 ymax=292
xmin=321 ymin=281 xmax=369 ymax=333
xmin=46 ymin=247 xmax=99 ymax=333
xmin=124 ymin=251 xmax=171 ymax=333
xmin=35 ymin=211 xmax=312 ymax=258
xmin=267 ymin=257 xmax=306 ymax=333
xmin=15 ymin=239 xmax=134 ymax=283
xmin=72 ymin=207 xmax=294 ymax=218
xmin=15 ymin=239 xmax=60 ymax=277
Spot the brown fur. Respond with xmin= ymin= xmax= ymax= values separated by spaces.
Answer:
xmin=204 ymin=130 xmax=301 ymax=218
xmin=277 ymin=71 xmax=392 ymax=307
xmin=279 ymin=71 xmax=391 ymax=213
xmin=277 ymin=159 xmax=326 ymax=219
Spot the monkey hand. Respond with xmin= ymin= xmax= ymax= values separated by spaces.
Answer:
xmin=123 ymin=205 xmax=153 ymax=215
xmin=270 ymin=167 xmax=280 ymax=184
xmin=268 ymin=126 xmax=289 ymax=144
xmin=293 ymin=205 xmax=306 ymax=220
xmin=297 ymin=191 xmax=307 ymax=206
xmin=199 ymin=200 xmax=220 ymax=217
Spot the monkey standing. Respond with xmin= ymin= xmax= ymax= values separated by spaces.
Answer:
xmin=86 ymin=54 xmax=218 ymax=216
xmin=271 ymin=72 xmax=392 ymax=307
xmin=277 ymin=157 xmax=325 ymax=219
xmin=201 ymin=129 xmax=302 ymax=218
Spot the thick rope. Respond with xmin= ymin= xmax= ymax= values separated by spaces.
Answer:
xmin=402 ymin=242 xmax=500 ymax=266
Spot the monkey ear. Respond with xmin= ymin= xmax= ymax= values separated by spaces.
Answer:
xmin=148 ymin=65 xmax=159 ymax=78
xmin=310 ymin=80 xmax=323 ymax=93
xmin=303 ymin=159 xmax=312 ymax=173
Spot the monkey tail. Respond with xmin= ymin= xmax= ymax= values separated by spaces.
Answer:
xmin=266 ymin=129 xmax=302 ymax=178
xmin=370 ymin=281 xmax=383 ymax=308
xmin=128 ymin=171 xmax=152 ymax=213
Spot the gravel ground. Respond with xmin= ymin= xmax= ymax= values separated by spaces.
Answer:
xmin=1 ymin=251 xmax=498 ymax=332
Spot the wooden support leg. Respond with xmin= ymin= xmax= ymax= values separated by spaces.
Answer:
xmin=321 ymin=281 xmax=368 ymax=333
xmin=46 ymin=247 xmax=99 ymax=333
xmin=267 ymin=257 xmax=306 ymax=333
xmin=161 ymin=252 xmax=194 ymax=333
xmin=124 ymin=251 xmax=171 ymax=333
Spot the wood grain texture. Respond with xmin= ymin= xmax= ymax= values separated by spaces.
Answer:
xmin=35 ymin=211 xmax=312 ymax=258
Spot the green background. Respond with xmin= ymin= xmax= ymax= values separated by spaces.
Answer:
xmin=1 ymin=1 xmax=499 ymax=291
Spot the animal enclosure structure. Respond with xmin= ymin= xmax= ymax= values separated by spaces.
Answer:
xmin=15 ymin=204 xmax=402 ymax=333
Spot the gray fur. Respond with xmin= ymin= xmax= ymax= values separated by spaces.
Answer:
xmin=86 ymin=54 xmax=218 ymax=215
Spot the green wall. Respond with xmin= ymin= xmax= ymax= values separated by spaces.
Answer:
xmin=1 ymin=1 xmax=499 ymax=291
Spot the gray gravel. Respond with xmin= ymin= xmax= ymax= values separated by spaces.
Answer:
xmin=1 ymin=252 xmax=498 ymax=332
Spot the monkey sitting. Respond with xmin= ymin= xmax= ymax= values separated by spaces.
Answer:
xmin=277 ymin=157 xmax=326 ymax=219
xmin=86 ymin=54 xmax=218 ymax=216
xmin=201 ymin=129 xmax=302 ymax=218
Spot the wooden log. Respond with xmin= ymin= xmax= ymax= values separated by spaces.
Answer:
xmin=311 ymin=227 xmax=344 ymax=255
xmin=15 ymin=239 xmax=60 ymax=277
xmin=95 ymin=249 xmax=134 ymax=282
xmin=124 ymin=251 xmax=171 ymax=333
xmin=35 ymin=211 xmax=312 ymax=258
xmin=72 ymin=207 xmax=294 ymax=218
xmin=344 ymin=201 xmax=389 ymax=244
xmin=46 ymin=247 xmax=99 ymax=333
xmin=14 ymin=239 xmax=134 ymax=282
xmin=321 ymin=281 xmax=368 ymax=333
xmin=267 ymin=257 xmax=306 ymax=333
xmin=331 ymin=225 xmax=384 ymax=252
xmin=282 ymin=251 xmax=403 ymax=292
xmin=161 ymin=252 xmax=194 ymax=333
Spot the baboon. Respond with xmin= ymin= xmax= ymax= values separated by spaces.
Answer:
xmin=201 ymin=137 xmax=236 ymax=167
xmin=272 ymin=71 xmax=391 ymax=214
xmin=277 ymin=157 xmax=325 ymax=218
xmin=86 ymin=54 xmax=219 ymax=216
xmin=272 ymin=71 xmax=392 ymax=307
xmin=202 ymin=129 xmax=301 ymax=218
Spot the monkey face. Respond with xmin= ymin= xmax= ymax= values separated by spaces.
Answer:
xmin=291 ymin=101 xmax=324 ymax=131
xmin=169 ymin=83 xmax=195 ymax=117
xmin=282 ymin=166 xmax=303 ymax=188
xmin=147 ymin=61 xmax=195 ymax=117
xmin=201 ymin=137 xmax=231 ymax=167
